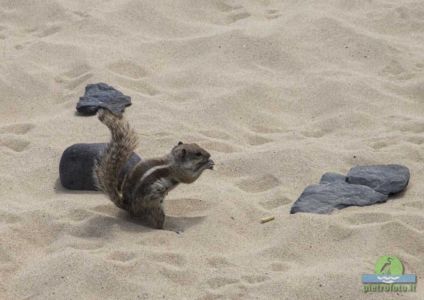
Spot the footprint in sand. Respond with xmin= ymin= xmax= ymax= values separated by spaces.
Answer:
xmin=246 ymin=134 xmax=273 ymax=146
xmin=270 ymin=261 xmax=291 ymax=272
xmin=265 ymin=9 xmax=282 ymax=20
xmin=206 ymin=276 xmax=239 ymax=289
xmin=196 ymin=292 xmax=224 ymax=300
xmin=380 ymin=59 xmax=407 ymax=77
xmin=327 ymin=224 xmax=353 ymax=242
xmin=137 ymin=235 xmax=172 ymax=247
xmin=250 ymin=124 xmax=283 ymax=134
xmin=240 ymin=274 xmax=269 ymax=285
xmin=55 ymin=64 xmax=93 ymax=91
xmin=160 ymin=267 xmax=196 ymax=286
xmin=216 ymin=1 xmax=250 ymax=24
xmin=206 ymin=256 xmax=233 ymax=268
xmin=301 ymin=128 xmax=329 ymax=138
xmin=0 ymin=210 xmax=21 ymax=224
xmin=151 ymin=252 xmax=187 ymax=267
xmin=67 ymin=215 xmax=117 ymax=239
xmin=226 ymin=10 xmax=251 ymax=24
xmin=216 ymin=1 xmax=243 ymax=13
xmin=399 ymin=120 xmax=424 ymax=133
xmin=36 ymin=25 xmax=62 ymax=38
xmin=0 ymin=245 xmax=12 ymax=264
xmin=107 ymin=251 xmax=136 ymax=262
xmin=371 ymin=140 xmax=390 ymax=150
xmin=0 ymin=123 xmax=34 ymax=135
xmin=108 ymin=61 xmax=159 ymax=96
xmin=259 ymin=196 xmax=292 ymax=210
xmin=0 ymin=137 xmax=29 ymax=152
xmin=0 ymin=25 xmax=8 ymax=40
xmin=237 ymin=174 xmax=280 ymax=193
xmin=0 ymin=123 xmax=33 ymax=152
xmin=406 ymin=136 xmax=424 ymax=145
xmin=73 ymin=11 xmax=90 ymax=19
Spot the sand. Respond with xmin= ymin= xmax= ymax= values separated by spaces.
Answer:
xmin=0 ymin=0 xmax=423 ymax=299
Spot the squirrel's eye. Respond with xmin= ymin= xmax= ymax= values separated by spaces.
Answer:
xmin=196 ymin=152 xmax=202 ymax=156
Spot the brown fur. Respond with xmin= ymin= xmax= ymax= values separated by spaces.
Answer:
xmin=94 ymin=109 xmax=214 ymax=229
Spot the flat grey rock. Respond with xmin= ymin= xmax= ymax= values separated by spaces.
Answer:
xmin=347 ymin=164 xmax=410 ymax=195
xmin=290 ymin=182 xmax=388 ymax=214
xmin=76 ymin=83 xmax=131 ymax=116
xmin=320 ymin=172 xmax=346 ymax=184
xmin=59 ymin=143 xmax=141 ymax=191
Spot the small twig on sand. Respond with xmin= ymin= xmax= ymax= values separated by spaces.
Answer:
xmin=260 ymin=216 xmax=275 ymax=224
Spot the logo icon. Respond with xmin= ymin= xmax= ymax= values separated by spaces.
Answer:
xmin=362 ymin=256 xmax=416 ymax=293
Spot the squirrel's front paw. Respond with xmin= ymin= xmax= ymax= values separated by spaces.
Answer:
xmin=148 ymin=207 xmax=165 ymax=229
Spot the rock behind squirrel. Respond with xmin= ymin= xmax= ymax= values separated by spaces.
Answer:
xmin=59 ymin=143 xmax=141 ymax=190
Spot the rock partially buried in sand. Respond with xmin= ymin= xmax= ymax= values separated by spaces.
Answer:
xmin=291 ymin=164 xmax=410 ymax=214
xmin=59 ymin=143 xmax=141 ymax=190
xmin=76 ymin=83 xmax=132 ymax=116
xmin=319 ymin=172 xmax=346 ymax=184
xmin=290 ymin=182 xmax=388 ymax=214
xmin=347 ymin=164 xmax=410 ymax=195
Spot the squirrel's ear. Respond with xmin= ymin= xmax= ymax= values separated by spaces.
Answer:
xmin=178 ymin=141 xmax=183 ymax=145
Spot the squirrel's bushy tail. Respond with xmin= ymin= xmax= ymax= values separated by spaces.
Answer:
xmin=94 ymin=109 xmax=139 ymax=209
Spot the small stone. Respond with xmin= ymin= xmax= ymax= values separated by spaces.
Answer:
xmin=347 ymin=164 xmax=410 ymax=195
xmin=319 ymin=172 xmax=346 ymax=184
xmin=76 ymin=83 xmax=131 ymax=116
xmin=59 ymin=143 xmax=141 ymax=190
xmin=290 ymin=182 xmax=388 ymax=214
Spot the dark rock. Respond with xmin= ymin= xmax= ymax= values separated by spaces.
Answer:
xmin=346 ymin=164 xmax=410 ymax=195
xmin=59 ymin=143 xmax=141 ymax=191
xmin=320 ymin=172 xmax=346 ymax=184
xmin=76 ymin=83 xmax=131 ymax=116
xmin=290 ymin=182 xmax=388 ymax=214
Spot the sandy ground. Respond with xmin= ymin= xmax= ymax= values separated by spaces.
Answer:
xmin=0 ymin=0 xmax=424 ymax=299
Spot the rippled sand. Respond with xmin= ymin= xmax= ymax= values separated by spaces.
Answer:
xmin=0 ymin=1 xmax=423 ymax=299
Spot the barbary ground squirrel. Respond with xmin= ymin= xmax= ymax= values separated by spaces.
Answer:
xmin=94 ymin=109 xmax=214 ymax=229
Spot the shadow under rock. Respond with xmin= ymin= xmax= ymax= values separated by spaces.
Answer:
xmin=388 ymin=187 xmax=408 ymax=200
xmin=54 ymin=177 xmax=100 ymax=195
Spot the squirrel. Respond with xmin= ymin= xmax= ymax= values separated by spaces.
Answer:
xmin=94 ymin=109 xmax=214 ymax=229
